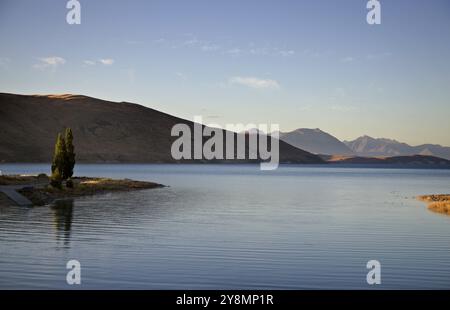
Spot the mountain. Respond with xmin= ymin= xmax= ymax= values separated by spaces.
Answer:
xmin=345 ymin=135 xmax=450 ymax=160
xmin=321 ymin=154 xmax=450 ymax=167
xmin=279 ymin=128 xmax=354 ymax=155
xmin=0 ymin=93 xmax=323 ymax=164
xmin=414 ymin=143 xmax=450 ymax=160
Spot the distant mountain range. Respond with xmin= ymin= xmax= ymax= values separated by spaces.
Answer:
xmin=344 ymin=136 xmax=450 ymax=160
xmin=1 ymin=93 xmax=449 ymax=165
xmin=279 ymin=128 xmax=450 ymax=160
xmin=279 ymin=128 xmax=353 ymax=156
xmin=0 ymin=93 xmax=323 ymax=164
xmin=320 ymin=154 xmax=450 ymax=166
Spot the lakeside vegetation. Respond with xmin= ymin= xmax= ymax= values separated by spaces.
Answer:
xmin=0 ymin=128 xmax=163 ymax=207
xmin=0 ymin=174 xmax=47 ymax=185
xmin=21 ymin=176 xmax=162 ymax=206
xmin=418 ymin=195 xmax=450 ymax=215
xmin=0 ymin=174 xmax=163 ymax=207
xmin=50 ymin=128 xmax=76 ymax=189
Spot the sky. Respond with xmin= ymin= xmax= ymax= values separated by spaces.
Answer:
xmin=1 ymin=0 xmax=450 ymax=145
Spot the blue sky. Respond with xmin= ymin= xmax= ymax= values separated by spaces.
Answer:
xmin=1 ymin=0 xmax=450 ymax=145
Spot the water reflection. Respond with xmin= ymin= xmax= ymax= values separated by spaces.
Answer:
xmin=2 ymin=164 xmax=450 ymax=289
xmin=51 ymin=199 xmax=73 ymax=246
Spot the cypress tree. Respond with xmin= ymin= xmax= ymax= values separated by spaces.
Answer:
xmin=64 ymin=128 xmax=76 ymax=179
xmin=51 ymin=133 xmax=67 ymax=186
xmin=50 ymin=167 xmax=63 ymax=189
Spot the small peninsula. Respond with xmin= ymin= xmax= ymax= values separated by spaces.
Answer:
xmin=0 ymin=174 xmax=163 ymax=207
xmin=0 ymin=127 xmax=163 ymax=207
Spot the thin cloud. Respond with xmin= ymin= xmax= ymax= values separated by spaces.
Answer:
xmin=153 ymin=38 xmax=165 ymax=44
xmin=249 ymin=47 xmax=270 ymax=56
xmin=99 ymin=58 xmax=114 ymax=65
xmin=201 ymin=44 xmax=220 ymax=52
xmin=249 ymin=47 xmax=296 ymax=57
xmin=157 ymin=35 xmax=295 ymax=58
xmin=224 ymin=48 xmax=242 ymax=56
xmin=229 ymin=76 xmax=280 ymax=90
xmin=298 ymin=105 xmax=313 ymax=111
xmin=278 ymin=50 xmax=295 ymax=57
xmin=341 ymin=56 xmax=354 ymax=63
xmin=183 ymin=38 xmax=199 ymax=46
xmin=33 ymin=56 xmax=66 ymax=70
xmin=83 ymin=60 xmax=96 ymax=66
xmin=176 ymin=72 xmax=187 ymax=81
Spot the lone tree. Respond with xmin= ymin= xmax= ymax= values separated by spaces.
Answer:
xmin=51 ymin=128 xmax=76 ymax=187
xmin=51 ymin=133 xmax=67 ymax=178
xmin=50 ymin=167 xmax=63 ymax=189
xmin=64 ymin=128 xmax=76 ymax=180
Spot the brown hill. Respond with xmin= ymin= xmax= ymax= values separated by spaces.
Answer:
xmin=0 ymin=93 xmax=323 ymax=164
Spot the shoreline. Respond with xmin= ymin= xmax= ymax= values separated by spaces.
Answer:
xmin=0 ymin=174 xmax=164 ymax=207
xmin=1 ymin=162 xmax=450 ymax=170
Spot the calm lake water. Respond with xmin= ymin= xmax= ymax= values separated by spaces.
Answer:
xmin=0 ymin=164 xmax=449 ymax=289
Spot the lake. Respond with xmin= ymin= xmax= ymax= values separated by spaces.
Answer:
xmin=0 ymin=164 xmax=449 ymax=289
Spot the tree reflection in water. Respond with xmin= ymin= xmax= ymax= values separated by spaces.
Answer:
xmin=51 ymin=199 xmax=74 ymax=246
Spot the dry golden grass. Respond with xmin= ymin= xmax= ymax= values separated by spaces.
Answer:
xmin=418 ymin=195 xmax=450 ymax=216
xmin=16 ymin=176 xmax=163 ymax=206
xmin=427 ymin=202 xmax=450 ymax=215
xmin=33 ymin=94 xmax=84 ymax=100
xmin=418 ymin=194 xmax=450 ymax=202
xmin=0 ymin=174 xmax=47 ymax=185
xmin=76 ymin=177 xmax=160 ymax=191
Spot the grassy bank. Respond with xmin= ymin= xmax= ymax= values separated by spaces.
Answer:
xmin=0 ymin=174 xmax=48 ymax=186
xmin=0 ymin=174 xmax=164 ymax=206
xmin=418 ymin=195 xmax=450 ymax=215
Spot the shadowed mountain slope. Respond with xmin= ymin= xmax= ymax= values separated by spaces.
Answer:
xmin=0 ymin=93 xmax=323 ymax=164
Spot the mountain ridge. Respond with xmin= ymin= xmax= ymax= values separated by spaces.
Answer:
xmin=0 ymin=93 xmax=323 ymax=164
xmin=344 ymin=135 xmax=450 ymax=160
xmin=279 ymin=128 xmax=354 ymax=155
